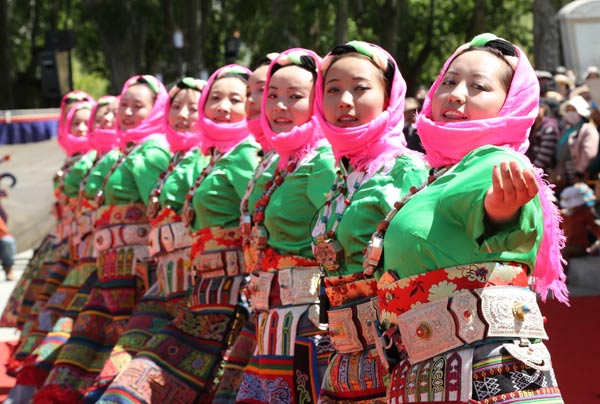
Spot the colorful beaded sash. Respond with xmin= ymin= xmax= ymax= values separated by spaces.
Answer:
xmin=190 ymin=226 xmax=244 ymax=277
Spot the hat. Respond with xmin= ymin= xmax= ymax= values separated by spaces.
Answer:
xmin=535 ymin=70 xmax=553 ymax=80
xmin=544 ymin=90 xmax=564 ymax=103
xmin=570 ymin=84 xmax=590 ymax=99
xmin=404 ymin=97 xmax=419 ymax=112
xmin=564 ymin=95 xmax=591 ymax=118
xmin=585 ymin=65 xmax=599 ymax=80
xmin=554 ymin=74 xmax=570 ymax=85
xmin=560 ymin=182 xmax=596 ymax=210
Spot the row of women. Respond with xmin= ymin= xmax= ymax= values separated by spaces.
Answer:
xmin=2 ymin=33 xmax=568 ymax=404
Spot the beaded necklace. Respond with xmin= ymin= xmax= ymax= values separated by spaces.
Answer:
xmin=249 ymin=158 xmax=298 ymax=250
xmin=76 ymin=151 xmax=107 ymax=214
xmin=54 ymin=154 xmax=83 ymax=204
xmin=362 ymin=165 xmax=452 ymax=276
xmin=146 ymin=150 xmax=186 ymax=218
xmin=94 ymin=142 xmax=139 ymax=206
xmin=312 ymin=164 xmax=369 ymax=272
xmin=180 ymin=148 xmax=223 ymax=227
xmin=240 ymin=151 xmax=278 ymax=244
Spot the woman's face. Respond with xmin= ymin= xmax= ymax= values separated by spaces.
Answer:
xmin=93 ymin=98 xmax=118 ymax=130
xmin=245 ymin=65 xmax=269 ymax=121
xmin=265 ymin=65 xmax=314 ymax=133
xmin=118 ymin=84 xmax=155 ymax=130
xmin=169 ymin=88 xmax=201 ymax=131
xmin=432 ymin=50 xmax=509 ymax=122
xmin=323 ymin=56 xmax=387 ymax=127
xmin=70 ymin=109 xmax=92 ymax=137
xmin=203 ymin=77 xmax=247 ymax=123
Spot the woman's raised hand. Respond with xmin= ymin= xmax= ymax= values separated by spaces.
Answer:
xmin=484 ymin=160 xmax=539 ymax=224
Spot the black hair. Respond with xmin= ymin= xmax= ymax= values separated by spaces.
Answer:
xmin=216 ymin=71 xmax=250 ymax=83
xmin=270 ymin=55 xmax=318 ymax=81
xmin=251 ymin=56 xmax=273 ymax=71
xmin=327 ymin=44 xmax=395 ymax=98
xmin=455 ymin=41 xmax=516 ymax=91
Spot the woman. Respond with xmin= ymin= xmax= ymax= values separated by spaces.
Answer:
xmin=98 ymin=65 xmax=260 ymax=403
xmin=10 ymin=100 xmax=96 ymax=363
xmin=309 ymin=41 xmax=429 ymax=404
xmin=374 ymin=33 xmax=567 ymax=403
xmin=213 ymin=55 xmax=277 ymax=404
xmin=554 ymin=95 xmax=599 ymax=193
xmin=93 ymin=77 xmax=210 ymax=395
xmin=0 ymin=90 xmax=95 ymax=333
xmin=235 ymin=48 xmax=337 ymax=404
xmin=14 ymin=95 xmax=124 ymax=392
xmin=36 ymin=75 xmax=171 ymax=400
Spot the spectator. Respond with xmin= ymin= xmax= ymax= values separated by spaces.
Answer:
xmin=0 ymin=215 xmax=16 ymax=281
xmin=403 ymin=96 xmax=425 ymax=152
xmin=527 ymin=99 xmax=559 ymax=174
xmin=554 ymin=73 xmax=572 ymax=99
xmin=559 ymin=182 xmax=600 ymax=259
xmin=584 ymin=65 xmax=600 ymax=82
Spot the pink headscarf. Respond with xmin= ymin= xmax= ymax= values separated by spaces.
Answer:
xmin=315 ymin=41 xmax=412 ymax=174
xmin=247 ymin=118 xmax=272 ymax=152
xmin=260 ymin=49 xmax=325 ymax=169
xmin=416 ymin=33 xmax=567 ymax=304
xmin=57 ymin=90 xmax=94 ymax=139
xmin=117 ymin=75 xmax=169 ymax=148
xmin=58 ymin=101 xmax=95 ymax=156
xmin=165 ymin=78 xmax=206 ymax=152
xmin=197 ymin=64 xmax=253 ymax=155
xmin=88 ymin=95 xmax=120 ymax=154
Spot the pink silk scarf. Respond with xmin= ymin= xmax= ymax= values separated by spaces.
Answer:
xmin=117 ymin=75 xmax=169 ymax=148
xmin=197 ymin=64 xmax=253 ymax=155
xmin=247 ymin=118 xmax=272 ymax=152
xmin=57 ymin=90 xmax=94 ymax=140
xmin=260 ymin=48 xmax=325 ymax=169
xmin=165 ymin=84 xmax=203 ymax=153
xmin=315 ymin=43 xmax=413 ymax=174
xmin=88 ymin=95 xmax=120 ymax=154
xmin=416 ymin=40 xmax=567 ymax=304
xmin=58 ymin=101 xmax=95 ymax=156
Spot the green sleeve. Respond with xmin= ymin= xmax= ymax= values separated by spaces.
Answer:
xmin=306 ymin=147 xmax=338 ymax=210
xmin=264 ymin=146 xmax=337 ymax=257
xmin=329 ymin=153 xmax=429 ymax=276
xmin=63 ymin=150 xmax=97 ymax=197
xmin=159 ymin=150 xmax=209 ymax=213
xmin=192 ymin=140 xmax=261 ymax=230
xmin=83 ymin=150 xmax=121 ymax=200
xmin=382 ymin=145 xmax=543 ymax=279
xmin=104 ymin=140 xmax=171 ymax=205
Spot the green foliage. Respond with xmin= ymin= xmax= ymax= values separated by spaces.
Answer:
xmin=2 ymin=0 xmax=576 ymax=108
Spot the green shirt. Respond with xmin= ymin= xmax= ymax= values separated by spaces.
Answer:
xmin=264 ymin=146 xmax=336 ymax=258
xmin=104 ymin=139 xmax=171 ymax=205
xmin=83 ymin=149 xmax=121 ymax=200
xmin=159 ymin=149 xmax=210 ymax=214
xmin=323 ymin=153 xmax=429 ymax=276
xmin=382 ymin=145 xmax=543 ymax=279
xmin=192 ymin=140 xmax=261 ymax=231
xmin=63 ymin=150 xmax=97 ymax=198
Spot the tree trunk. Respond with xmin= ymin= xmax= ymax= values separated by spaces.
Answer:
xmin=0 ymin=0 xmax=12 ymax=108
xmin=334 ymin=0 xmax=348 ymax=45
xmin=185 ymin=0 xmax=202 ymax=77
xmin=377 ymin=0 xmax=398 ymax=55
xmin=86 ymin=0 xmax=137 ymax=93
xmin=466 ymin=0 xmax=486 ymax=41
xmin=533 ymin=0 xmax=560 ymax=71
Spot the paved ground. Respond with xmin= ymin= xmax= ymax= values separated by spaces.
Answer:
xmin=1 ymin=138 xmax=63 ymax=252
xmin=0 ymin=249 xmax=32 ymax=342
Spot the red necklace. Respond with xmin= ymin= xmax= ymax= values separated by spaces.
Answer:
xmin=146 ymin=151 xmax=186 ymax=218
xmin=362 ymin=165 xmax=452 ymax=276
xmin=249 ymin=158 xmax=297 ymax=250
xmin=180 ymin=149 xmax=222 ymax=227
xmin=240 ymin=151 xmax=278 ymax=244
